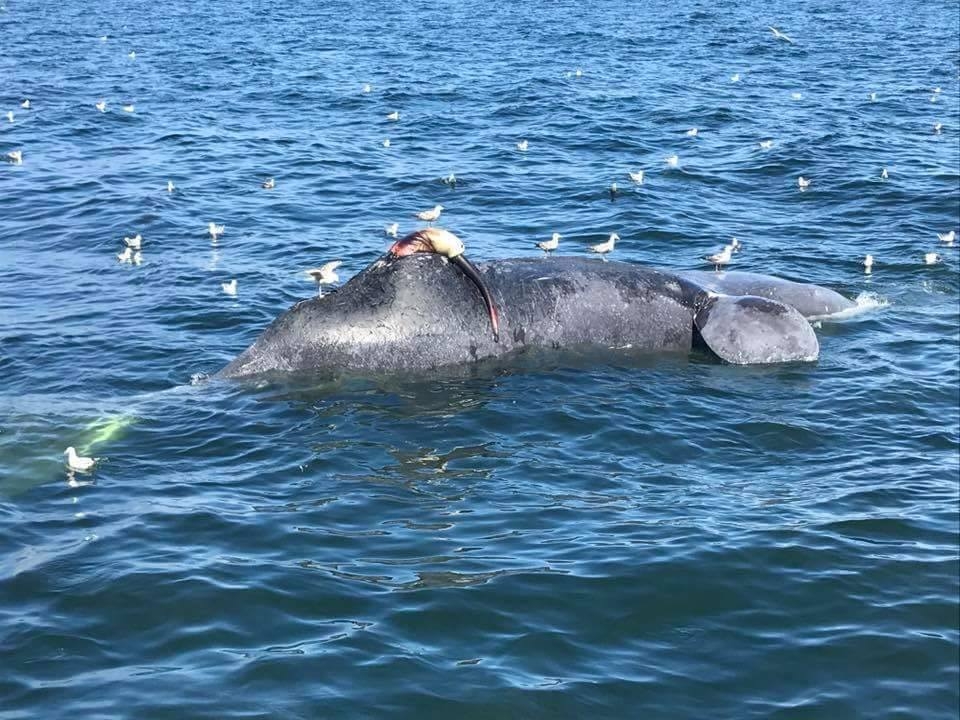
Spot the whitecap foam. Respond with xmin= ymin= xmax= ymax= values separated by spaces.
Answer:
xmin=810 ymin=291 xmax=889 ymax=321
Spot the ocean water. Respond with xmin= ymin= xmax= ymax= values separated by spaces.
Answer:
xmin=1 ymin=0 xmax=959 ymax=716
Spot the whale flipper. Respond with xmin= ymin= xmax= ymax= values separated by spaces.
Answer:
xmin=694 ymin=295 xmax=819 ymax=365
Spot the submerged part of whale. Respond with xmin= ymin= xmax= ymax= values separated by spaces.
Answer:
xmin=218 ymin=255 xmax=855 ymax=378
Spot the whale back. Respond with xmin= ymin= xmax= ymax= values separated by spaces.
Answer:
xmin=219 ymin=255 xmax=698 ymax=378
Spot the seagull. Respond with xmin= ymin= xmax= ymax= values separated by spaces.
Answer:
xmin=628 ymin=170 xmax=645 ymax=184
xmin=934 ymin=122 xmax=943 ymax=134
xmin=575 ymin=68 xmax=583 ymax=77
xmin=262 ymin=177 xmax=275 ymax=189
xmin=758 ymin=139 xmax=774 ymax=150
xmin=938 ymin=230 xmax=956 ymax=246
xmin=609 ymin=182 xmax=619 ymax=199
xmin=128 ymin=50 xmax=136 ymax=59
xmin=20 ymin=99 xmax=30 ymax=109
xmin=869 ymin=92 xmax=877 ymax=102
xmin=731 ymin=73 xmax=741 ymax=82
xmin=933 ymin=87 xmax=942 ymax=94
xmin=95 ymin=99 xmax=106 ymax=112
xmin=122 ymin=104 xmax=134 ymax=112
xmin=665 ymin=154 xmax=679 ymax=167
xmin=880 ymin=168 xmax=889 ymax=180
xmin=64 ymin=447 xmax=97 ymax=472
xmin=208 ymin=222 xmax=225 ymax=239
xmin=305 ymin=260 xmax=342 ymax=296
xmin=798 ymin=176 xmax=811 ymax=190
xmin=100 ymin=35 xmax=108 ymax=42
xmin=117 ymin=246 xmax=133 ymax=263
xmin=924 ymin=252 xmax=941 ymax=265
xmin=415 ymin=204 xmax=443 ymax=225
xmin=362 ymin=83 xmax=372 ymax=93
xmin=516 ymin=139 xmax=528 ymax=152
xmin=769 ymin=26 xmax=794 ymax=43
xmin=167 ymin=180 xmax=175 ymax=192
xmin=442 ymin=172 xmax=457 ymax=185
xmin=382 ymin=138 xmax=391 ymax=147
xmin=686 ymin=127 xmax=699 ymax=137
xmin=123 ymin=233 xmax=142 ymax=250
xmin=537 ymin=232 xmax=561 ymax=252
xmin=222 ymin=279 xmax=238 ymax=296
xmin=7 ymin=149 xmax=22 ymax=164
xmin=385 ymin=222 xmax=399 ymax=238
xmin=386 ymin=110 xmax=400 ymax=121
xmin=589 ymin=233 xmax=619 ymax=256
xmin=791 ymin=92 xmax=803 ymax=100
xmin=863 ymin=254 xmax=874 ymax=274
xmin=705 ymin=245 xmax=733 ymax=271
xmin=5 ymin=110 xmax=11 ymax=122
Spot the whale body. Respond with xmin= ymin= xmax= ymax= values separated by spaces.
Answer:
xmin=218 ymin=255 xmax=855 ymax=379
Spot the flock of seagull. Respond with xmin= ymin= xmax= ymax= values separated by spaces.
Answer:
xmin=2 ymin=23 xmax=956 ymax=473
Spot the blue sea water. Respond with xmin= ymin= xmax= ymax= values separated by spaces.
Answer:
xmin=1 ymin=0 xmax=959 ymax=716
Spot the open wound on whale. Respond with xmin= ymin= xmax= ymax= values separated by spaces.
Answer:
xmin=389 ymin=228 xmax=501 ymax=343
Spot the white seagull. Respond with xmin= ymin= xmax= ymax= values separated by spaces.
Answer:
xmin=686 ymin=127 xmax=699 ymax=137
xmin=386 ymin=110 xmax=400 ymax=121
xmin=122 ymin=104 xmax=135 ymax=112
xmin=95 ymin=99 xmax=107 ymax=112
xmin=869 ymin=92 xmax=877 ymax=102
xmin=382 ymin=138 xmax=391 ymax=147
xmin=731 ymin=73 xmax=741 ymax=82
xmin=20 ymin=99 xmax=30 ymax=109
xmin=863 ymin=254 xmax=874 ymax=274
xmin=705 ymin=245 xmax=733 ymax=271
xmin=5 ymin=110 xmax=12 ymax=122
xmin=167 ymin=180 xmax=175 ymax=192
xmin=880 ymin=168 xmax=889 ymax=180
xmin=208 ymin=222 xmax=225 ymax=240
xmin=769 ymin=26 xmax=794 ymax=43
xmin=665 ymin=154 xmax=679 ymax=167
xmin=262 ymin=177 xmax=275 ymax=189
xmin=305 ymin=260 xmax=342 ymax=296
xmin=798 ymin=176 xmax=811 ymax=190
xmin=759 ymin=139 xmax=774 ymax=150
xmin=934 ymin=122 xmax=943 ymax=134
xmin=117 ymin=246 xmax=133 ymax=263
xmin=924 ymin=252 xmax=941 ymax=265
xmin=7 ymin=149 xmax=22 ymax=164
xmin=589 ymin=233 xmax=619 ymax=255
xmin=362 ymin=83 xmax=372 ymax=93
xmin=415 ymin=204 xmax=443 ymax=225
xmin=222 ymin=279 xmax=238 ymax=296
xmin=123 ymin=233 xmax=142 ymax=250
xmin=628 ymin=170 xmax=645 ymax=184
xmin=791 ymin=92 xmax=803 ymax=100
xmin=385 ymin=222 xmax=399 ymax=238
xmin=128 ymin=51 xmax=136 ymax=59
xmin=516 ymin=139 xmax=529 ymax=152
xmin=938 ymin=230 xmax=956 ymax=246
xmin=64 ymin=447 xmax=97 ymax=472
xmin=537 ymin=232 xmax=561 ymax=252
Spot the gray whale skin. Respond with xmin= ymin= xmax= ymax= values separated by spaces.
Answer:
xmin=218 ymin=255 xmax=855 ymax=378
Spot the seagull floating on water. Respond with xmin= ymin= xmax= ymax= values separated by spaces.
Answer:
xmin=5 ymin=111 xmax=12 ymax=122
xmin=415 ymin=204 xmax=443 ymax=225
xmin=609 ymin=182 xmax=618 ymax=199
xmin=575 ymin=68 xmax=583 ymax=77
xmin=167 ymin=180 xmax=175 ymax=192
xmin=117 ymin=246 xmax=133 ymax=263
xmin=589 ymin=233 xmax=619 ymax=256
xmin=938 ymin=230 xmax=956 ymax=246
xmin=769 ymin=26 xmax=794 ymax=43
xmin=128 ymin=51 xmax=136 ymax=59
xmin=95 ymin=99 xmax=106 ymax=112
xmin=122 ymin=104 xmax=134 ymax=113
xmin=7 ymin=149 xmax=22 ymax=164
xmin=442 ymin=173 xmax=457 ymax=185
xmin=305 ymin=260 xmax=342 ymax=296
xmin=123 ymin=233 xmax=142 ymax=250
xmin=686 ymin=127 xmax=699 ymax=137
xmin=731 ymin=73 xmax=741 ymax=82
xmin=386 ymin=110 xmax=400 ymax=121
xmin=665 ymin=154 xmax=679 ymax=167
xmin=64 ymin=447 xmax=97 ymax=472
xmin=262 ymin=177 xmax=275 ymax=189
xmin=791 ymin=92 xmax=803 ymax=100
xmin=362 ymin=83 xmax=372 ymax=93
xmin=516 ymin=139 xmax=528 ymax=152
xmin=798 ymin=176 xmax=811 ymax=190
xmin=705 ymin=245 xmax=733 ymax=271
xmin=863 ymin=254 xmax=874 ymax=274
xmin=385 ymin=222 xmax=399 ymax=238
xmin=934 ymin=122 xmax=943 ymax=134
xmin=924 ymin=252 xmax=941 ymax=265
xmin=209 ymin=222 xmax=225 ymax=240
xmin=537 ymin=232 xmax=561 ymax=253
xmin=222 ymin=279 xmax=238 ymax=296
xmin=869 ymin=92 xmax=877 ymax=102
xmin=628 ymin=170 xmax=645 ymax=184
xmin=20 ymin=99 xmax=30 ymax=109
xmin=880 ymin=168 xmax=889 ymax=180
xmin=758 ymin=139 xmax=774 ymax=150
